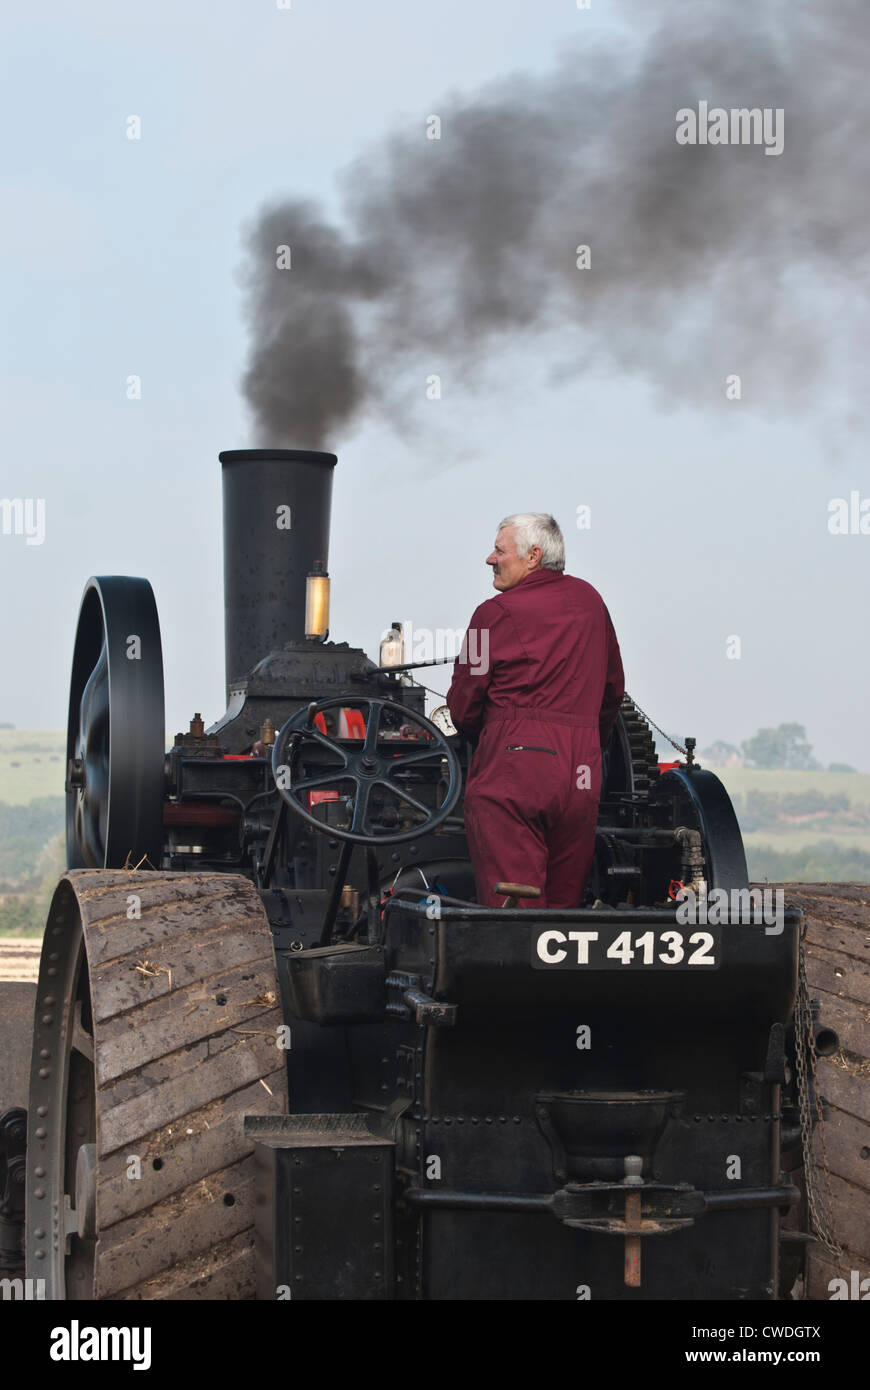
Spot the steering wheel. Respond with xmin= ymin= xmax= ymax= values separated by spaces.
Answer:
xmin=271 ymin=696 xmax=462 ymax=845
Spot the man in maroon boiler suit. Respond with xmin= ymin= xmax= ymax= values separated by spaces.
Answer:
xmin=447 ymin=513 xmax=624 ymax=909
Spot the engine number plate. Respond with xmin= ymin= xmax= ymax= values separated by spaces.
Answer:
xmin=531 ymin=924 xmax=721 ymax=970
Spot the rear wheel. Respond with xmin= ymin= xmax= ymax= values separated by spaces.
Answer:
xmin=26 ymin=870 xmax=286 ymax=1299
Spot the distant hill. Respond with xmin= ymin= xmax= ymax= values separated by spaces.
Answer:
xmin=0 ymin=729 xmax=66 ymax=805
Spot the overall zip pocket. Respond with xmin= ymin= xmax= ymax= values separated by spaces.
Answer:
xmin=505 ymin=745 xmax=557 ymax=754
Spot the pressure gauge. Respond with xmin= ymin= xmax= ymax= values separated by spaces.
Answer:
xmin=429 ymin=705 xmax=457 ymax=736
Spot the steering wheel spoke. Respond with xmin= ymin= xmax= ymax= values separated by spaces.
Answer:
xmin=383 ymin=745 xmax=442 ymax=771
xmin=296 ymin=725 xmax=351 ymax=765
xmin=349 ymin=779 xmax=374 ymax=834
xmin=376 ymin=778 xmax=431 ymax=820
xmin=289 ymin=769 xmax=355 ymax=794
xmin=362 ymin=701 xmax=383 ymax=756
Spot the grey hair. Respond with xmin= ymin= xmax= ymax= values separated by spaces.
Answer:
xmin=498 ymin=513 xmax=565 ymax=572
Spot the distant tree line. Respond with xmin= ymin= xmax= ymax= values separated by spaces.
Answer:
xmin=735 ymin=788 xmax=865 ymax=833
xmin=0 ymin=797 xmax=65 ymax=890
xmin=747 ymin=840 xmax=870 ymax=883
xmin=702 ymin=724 xmax=857 ymax=773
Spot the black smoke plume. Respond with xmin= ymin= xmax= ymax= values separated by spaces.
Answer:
xmin=241 ymin=1 xmax=869 ymax=449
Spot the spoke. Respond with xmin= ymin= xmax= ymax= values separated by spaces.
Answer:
xmin=384 ymin=745 xmax=442 ymax=770
xmin=362 ymin=701 xmax=383 ymax=756
xmin=70 ymin=1000 xmax=94 ymax=1064
xmin=376 ymin=778 xmax=430 ymax=819
xmin=294 ymin=726 xmax=350 ymax=766
xmin=350 ymin=779 xmax=373 ymax=833
xmin=291 ymin=770 xmax=356 ymax=794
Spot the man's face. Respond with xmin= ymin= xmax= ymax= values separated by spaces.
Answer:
xmin=486 ymin=525 xmax=541 ymax=591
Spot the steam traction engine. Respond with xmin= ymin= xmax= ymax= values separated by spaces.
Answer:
xmin=3 ymin=449 xmax=820 ymax=1299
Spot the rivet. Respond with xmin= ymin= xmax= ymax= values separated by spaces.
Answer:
xmin=47 ymin=969 xmax=57 ymax=977
xmin=35 ymin=1128 xmax=46 ymax=1139
xmin=39 ymin=1068 xmax=50 ymax=1078
xmin=43 ymin=996 xmax=56 ymax=1006
xmin=41 ymin=1016 xmax=54 ymax=1026
xmin=34 ymin=1188 xmax=45 ymax=1198
xmin=35 ymin=1249 xmax=45 ymax=1259
xmin=513 ymin=1116 xmax=521 ymax=1124
xmin=34 ymin=1228 xmax=45 ymax=1238
xmin=37 ymin=1107 xmax=47 ymax=1117
xmin=40 ymin=1049 xmax=50 ymax=1059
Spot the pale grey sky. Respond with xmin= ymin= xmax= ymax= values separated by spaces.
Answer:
xmin=1 ymin=0 xmax=866 ymax=770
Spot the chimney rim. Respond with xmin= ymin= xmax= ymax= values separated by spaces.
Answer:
xmin=219 ymin=448 xmax=337 ymax=468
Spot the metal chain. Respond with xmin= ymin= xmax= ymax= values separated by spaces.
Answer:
xmin=623 ymin=695 xmax=688 ymax=757
xmin=411 ymin=678 xmax=449 ymax=703
xmin=794 ymin=935 xmax=841 ymax=1255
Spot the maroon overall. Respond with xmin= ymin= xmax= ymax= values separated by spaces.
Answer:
xmin=447 ymin=569 xmax=625 ymax=908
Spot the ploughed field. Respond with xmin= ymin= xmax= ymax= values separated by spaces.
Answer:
xmin=0 ymin=937 xmax=40 ymax=981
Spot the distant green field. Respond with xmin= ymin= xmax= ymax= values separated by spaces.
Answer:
xmin=695 ymin=765 xmax=870 ymax=882
xmin=742 ymin=827 xmax=870 ymax=851
xmin=711 ymin=765 xmax=870 ymax=805
xmin=0 ymin=730 xmax=66 ymax=804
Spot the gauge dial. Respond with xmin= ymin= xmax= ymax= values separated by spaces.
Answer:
xmin=429 ymin=704 xmax=457 ymax=736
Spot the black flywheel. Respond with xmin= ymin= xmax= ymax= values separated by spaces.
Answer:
xmin=65 ymin=576 xmax=165 ymax=869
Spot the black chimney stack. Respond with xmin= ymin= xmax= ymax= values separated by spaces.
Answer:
xmin=219 ymin=449 xmax=337 ymax=694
